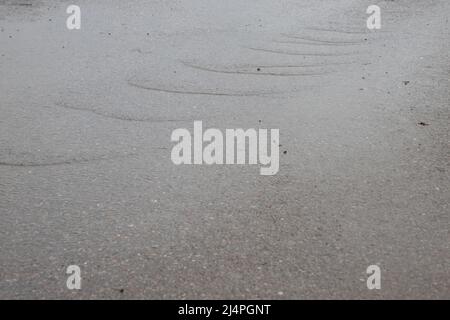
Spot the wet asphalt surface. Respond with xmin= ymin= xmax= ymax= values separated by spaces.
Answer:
xmin=0 ymin=0 xmax=449 ymax=299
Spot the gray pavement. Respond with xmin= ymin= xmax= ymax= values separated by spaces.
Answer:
xmin=0 ymin=0 xmax=449 ymax=299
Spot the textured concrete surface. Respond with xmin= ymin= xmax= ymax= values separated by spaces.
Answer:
xmin=0 ymin=0 xmax=449 ymax=299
